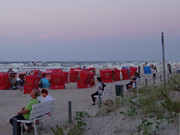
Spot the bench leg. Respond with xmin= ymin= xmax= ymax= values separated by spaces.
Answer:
xmin=51 ymin=115 xmax=54 ymax=127
xmin=34 ymin=121 xmax=37 ymax=135
xmin=21 ymin=123 xmax=23 ymax=135
xmin=41 ymin=118 xmax=44 ymax=128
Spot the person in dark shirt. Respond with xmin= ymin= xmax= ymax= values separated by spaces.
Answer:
xmin=138 ymin=65 xmax=141 ymax=77
xmin=167 ymin=63 xmax=172 ymax=74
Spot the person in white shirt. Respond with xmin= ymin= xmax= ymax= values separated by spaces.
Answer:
xmin=17 ymin=67 xmax=20 ymax=75
xmin=16 ymin=75 xmax=22 ymax=91
xmin=152 ymin=66 xmax=157 ymax=79
xmin=38 ymin=89 xmax=53 ymax=103
xmin=135 ymin=72 xmax=141 ymax=89
xmin=91 ymin=77 xmax=106 ymax=105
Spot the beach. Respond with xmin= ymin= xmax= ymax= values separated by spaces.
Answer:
xmin=0 ymin=66 xmax=179 ymax=135
xmin=1 ymin=0 xmax=180 ymax=134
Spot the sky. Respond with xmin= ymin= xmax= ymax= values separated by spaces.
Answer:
xmin=0 ymin=0 xmax=180 ymax=61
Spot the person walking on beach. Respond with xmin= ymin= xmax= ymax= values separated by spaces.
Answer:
xmin=167 ymin=63 xmax=172 ymax=74
xmin=17 ymin=67 xmax=20 ymax=75
xmin=9 ymin=89 xmax=39 ymax=135
xmin=152 ymin=66 xmax=157 ymax=79
xmin=135 ymin=72 xmax=141 ymax=89
xmin=39 ymin=74 xmax=50 ymax=88
xmin=138 ymin=65 xmax=141 ymax=76
xmin=11 ymin=76 xmax=18 ymax=90
xmin=7 ymin=68 xmax=13 ymax=73
xmin=126 ymin=68 xmax=131 ymax=78
xmin=16 ymin=75 xmax=23 ymax=91
xmin=91 ymin=77 xmax=106 ymax=105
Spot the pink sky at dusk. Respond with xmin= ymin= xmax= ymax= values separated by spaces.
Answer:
xmin=0 ymin=0 xmax=180 ymax=61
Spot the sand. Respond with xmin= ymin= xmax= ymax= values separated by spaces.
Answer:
xmin=0 ymin=70 xmax=179 ymax=135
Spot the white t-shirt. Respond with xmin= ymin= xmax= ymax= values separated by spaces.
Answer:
xmin=38 ymin=95 xmax=53 ymax=103
xmin=96 ymin=82 xmax=103 ymax=94
xmin=152 ymin=69 xmax=156 ymax=74
xmin=17 ymin=69 xmax=20 ymax=75
xmin=16 ymin=77 xmax=21 ymax=81
xmin=37 ymin=95 xmax=44 ymax=103
xmin=44 ymin=95 xmax=53 ymax=102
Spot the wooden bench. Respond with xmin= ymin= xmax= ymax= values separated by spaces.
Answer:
xmin=94 ymin=85 xmax=113 ymax=101
xmin=17 ymin=99 xmax=56 ymax=135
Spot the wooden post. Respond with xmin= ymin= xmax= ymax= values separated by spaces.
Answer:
xmin=98 ymin=94 xmax=101 ymax=108
xmin=153 ymin=77 xmax=155 ymax=85
xmin=167 ymin=73 xmax=169 ymax=80
xmin=13 ymin=118 xmax=17 ymax=135
xmin=145 ymin=78 xmax=148 ymax=87
xmin=173 ymin=71 xmax=176 ymax=77
xmin=68 ymin=101 xmax=72 ymax=123
xmin=161 ymin=32 xmax=166 ymax=90
xmin=160 ymin=75 xmax=162 ymax=82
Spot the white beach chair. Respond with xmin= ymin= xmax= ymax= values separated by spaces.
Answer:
xmin=94 ymin=85 xmax=113 ymax=101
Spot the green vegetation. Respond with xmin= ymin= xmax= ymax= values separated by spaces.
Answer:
xmin=135 ymin=74 xmax=180 ymax=133
xmin=68 ymin=111 xmax=90 ymax=135
xmin=50 ymin=125 xmax=64 ymax=135
xmin=51 ymin=74 xmax=180 ymax=135
xmin=119 ymin=96 xmax=138 ymax=117
xmin=168 ymin=77 xmax=180 ymax=92
xmin=161 ymin=92 xmax=180 ymax=114
xmin=137 ymin=119 xmax=160 ymax=135
xmin=51 ymin=111 xmax=90 ymax=135
xmin=109 ymin=74 xmax=180 ymax=133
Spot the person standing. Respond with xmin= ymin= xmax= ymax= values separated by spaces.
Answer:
xmin=167 ymin=63 xmax=172 ymax=74
xmin=39 ymin=75 xmax=50 ymax=88
xmin=135 ymin=72 xmax=141 ymax=89
xmin=138 ymin=65 xmax=141 ymax=77
xmin=152 ymin=67 xmax=157 ymax=79
xmin=16 ymin=75 xmax=22 ymax=91
xmin=11 ymin=76 xmax=18 ymax=90
xmin=126 ymin=68 xmax=131 ymax=78
xmin=17 ymin=67 xmax=20 ymax=75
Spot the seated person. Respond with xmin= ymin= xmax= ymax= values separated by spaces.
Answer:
xmin=19 ymin=74 xmax=25 ymax=86
xmin=7 ymin=68 xmax=13 ymax=73
xmin=9 ymin=89 xmax=39 ymax=135
xmin=38 ymin=89 xmax=53 ymax=103
xmin=39 ymin=75 xmax=50 ymax=88
xmin=126 ymin=73 xmax=137 ymax=91
xmin=91 ymin=77 xmax=106 ymax=105
xmin=26 ymin=71 xmax=30 ymax=76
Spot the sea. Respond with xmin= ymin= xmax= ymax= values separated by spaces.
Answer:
xmin=0 ymin=61 xmax=178 ymax=73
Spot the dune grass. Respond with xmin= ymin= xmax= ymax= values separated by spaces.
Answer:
xmin=51 ymin=74 xmax=180 ymax=135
